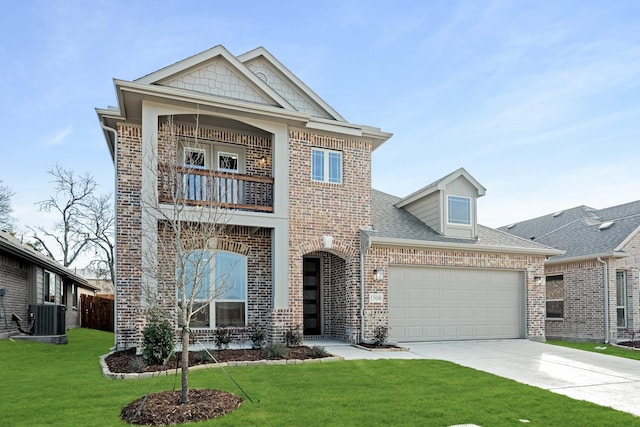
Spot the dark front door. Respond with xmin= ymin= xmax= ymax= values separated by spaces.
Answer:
xmin=303 ymin=257 xmax=321 ymax=335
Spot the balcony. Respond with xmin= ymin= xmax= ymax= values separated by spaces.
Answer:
xmin=158 ymin=164 xmax=273 ymax=212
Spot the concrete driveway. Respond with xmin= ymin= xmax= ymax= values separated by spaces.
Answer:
xmin=315 ymin=339 xmax=640 ymax=417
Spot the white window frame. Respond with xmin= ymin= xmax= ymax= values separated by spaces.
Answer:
xmin=616 ymin=271 xmax=627 ymax=328
xmin=545 ymin=274 xmax=564 ymax=319
xmin=44 ymin=270 xmax=56 ymax=304
xmin=447 ymin=195 xmax=471 ymax=225
xmin=179 ymin=250 xmax=248 ymax=329
xmin=311 ymin=148 xmax=342 ymax=184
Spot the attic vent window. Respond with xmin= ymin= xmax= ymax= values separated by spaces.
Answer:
xmin=552 ymin=211 xmax=563 ymax=217
xmin=255 ymin=71 xmax=268 ymax=83
xmin=506 ymin=224 xmax=516 ymax=229
xmin=599 ymin=221 xmax=614 ymax=230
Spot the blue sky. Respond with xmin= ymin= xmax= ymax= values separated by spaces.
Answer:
xmin=1 ymin=0 xmax=638 ymax=250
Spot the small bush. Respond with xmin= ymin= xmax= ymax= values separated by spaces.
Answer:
xmin=127 ymin=356 xmax=147 ymax=373
xmin=214 ymin=327 xmax=233 ymax=350
xmin=372 ymin=326 xmax=389 ymax=347
xmin=250 ymin=326 xmax=267 ymax=349
xmin=266 ymin=342 xmax=289 ymax=359
xmin=285 ymin=325 xmax=302 ymax=347
xmin=310 ymin=345 xmax=329 ymax=358
xmin=195 ymin=349 xmax=215 ymax=363
xmin=141 ymin=314 xmax=174 ymax=364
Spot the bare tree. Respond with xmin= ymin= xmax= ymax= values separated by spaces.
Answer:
xmin=0 ymin=180 xmax=15 ymax=231
xmin=82 ymin=193 xmax=115 ymax=290
xmin=141 ymin=115 xmax=236 ymax=404
xmin=31 ymin=166 xmax=115 ymax=286
xmin=31 ymin=166 xmax=96 ymax=266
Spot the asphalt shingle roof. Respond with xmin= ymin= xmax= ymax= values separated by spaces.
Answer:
xmin=368 ymin=189 xmax=555 ymax=252
xmin=498 ymin=200 xmax=640 ymax=261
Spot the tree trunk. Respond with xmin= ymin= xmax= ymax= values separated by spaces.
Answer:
xmin=181 ymin=327 xmax=190 ymax=404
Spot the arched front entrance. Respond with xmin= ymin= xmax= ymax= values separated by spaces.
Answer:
xmin=302 ymin=251 xmax=349 ymax=337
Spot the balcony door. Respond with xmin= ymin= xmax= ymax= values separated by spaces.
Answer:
xmin=215 ymin=149 xmax=243 ymax=204
xmin=184 ymin=147 xmax=208 ymax=201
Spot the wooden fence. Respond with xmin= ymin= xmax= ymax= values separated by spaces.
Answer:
xmin=81 ymin=294 xmax=114 ymax=332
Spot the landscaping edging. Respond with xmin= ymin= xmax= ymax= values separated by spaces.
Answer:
xmin=351 ymin=344 xmax=408 ymax=352
xmin=99 ymin=352 xmax=343 ymax=380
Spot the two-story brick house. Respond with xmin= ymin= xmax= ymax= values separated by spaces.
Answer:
xmin=98 ymin=45 xmax=561 ymax=350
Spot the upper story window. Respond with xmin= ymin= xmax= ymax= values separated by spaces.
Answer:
xmin=217 ymin=152 xmax=239 ymax=173
xmin=311 ymin=148 xmax=342 ymax=184
xmin=447 ymin=196 xmax=471 ymax=225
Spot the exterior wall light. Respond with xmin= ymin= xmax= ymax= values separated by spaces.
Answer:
xmin=373 ymin=269 xmax=384 ymax=282
xmin=534 ymin=276 xmax=542 ymax=286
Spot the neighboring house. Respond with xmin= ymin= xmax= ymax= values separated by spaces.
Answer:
xmin=499 ymin=201 xmax=640 ymax=342
xmin=97 ymin=45 xmax=560 ymax=350
xmin=0 ymin=230 xmax=99 ymax=340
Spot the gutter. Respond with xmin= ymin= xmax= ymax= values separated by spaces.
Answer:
xmin=101 ymin=121 xmax=119 ymax=350
xmin=597 ymin=257 xmax=610 ymax=344
xmin=545 ymin=251 xmax=628 ymax=266
xmin=366 ymin=235 xmax=565 ymax=257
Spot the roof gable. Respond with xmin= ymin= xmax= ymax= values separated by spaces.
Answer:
xmin=239 ymin=47 xmax=345 ymax=121
xmin=395 ymin=167 xmax=486 ymax=208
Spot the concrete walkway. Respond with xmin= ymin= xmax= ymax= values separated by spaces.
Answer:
xmin=308 ymin=339 xmax=640 ymax=417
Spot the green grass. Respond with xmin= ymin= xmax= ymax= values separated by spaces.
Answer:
xmin=1 ymin=329 xmax=639 ymax=426
xmin=547 ymin=339 xmax=640 ymax=361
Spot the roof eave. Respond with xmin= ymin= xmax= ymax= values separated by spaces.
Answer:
xmin=545 ymin=251 xmax=629 ymax=265
xmin=366 ymin=235 xmax=565 ymax=256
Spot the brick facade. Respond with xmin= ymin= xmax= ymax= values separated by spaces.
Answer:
xmin=362 ymin=246 xmax=547 ymax=341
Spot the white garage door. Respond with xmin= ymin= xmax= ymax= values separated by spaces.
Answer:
xmin=388 ymin=266 xmax=524 ymax=342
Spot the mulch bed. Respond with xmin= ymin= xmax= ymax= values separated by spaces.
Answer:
xmin=121 ymin=389 xmax=242 ymax=425
xmin=617 ymin=340 xmax=640 ymax=349
xmin=111 ymin=346 xmax=329 ymax=425
xmin=105 ymin=346 xmax=324 ymax=374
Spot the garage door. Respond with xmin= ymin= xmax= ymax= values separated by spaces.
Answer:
xmin=388 ymin=266 xmax=524 ymax=342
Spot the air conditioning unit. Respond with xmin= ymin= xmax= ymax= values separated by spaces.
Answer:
xmin=29 ymin=304 xmax=66 ymax=336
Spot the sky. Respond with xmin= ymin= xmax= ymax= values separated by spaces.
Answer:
xmin=1 ymin=0 xmax=639 ymax=262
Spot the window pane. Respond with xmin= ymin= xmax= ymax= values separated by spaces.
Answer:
xmin=190 ymin=302 xmax=210 ymax=328
xmin=328 ymin=152 xmax=342 ymax=183
xmin=616 ymin=271 xmax=626 ymax=306
xmin=185 ymin=149 xmax=205 ymax=168
xmin=448 ymin=196 xmax=470 ymax=224
xmin=311 ymin=150 xmax=324 ymax=181
xmin=180 ymin=251 xmax=210 ymax=300
xmin=546 ymin=301 xmax=564 ymax=319
xmin=214 ymin=252 xmax=246 ymax=300
xmin=218 ymin=152 xmax=239 ymax=172
xmin=215 ymin=302 xmax=245 ymax=327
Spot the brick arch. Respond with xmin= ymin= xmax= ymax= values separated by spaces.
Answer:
xmin=297 ymin=237 xmax=358 ymax=260
xmin=207 ymin=238 xmax=250 ymax=256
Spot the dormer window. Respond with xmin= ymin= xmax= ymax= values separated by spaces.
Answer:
xmin=448 ymin=196 xmax=471 ymax=225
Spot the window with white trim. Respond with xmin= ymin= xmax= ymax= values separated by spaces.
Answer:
xmin=43 ymin=270 xmax=56 ymax=303
xmin=179 ymin=250 xmax=247 ymax=328
xmin=448 ymin=196 xmax=471 ymax=225
xmin=311 ymin=148 xmax=342 ymax=184
xmin=616 ymin=271 xmax=627 ymax=328
xmin=546 ymin=275 xmax=564 ymax=319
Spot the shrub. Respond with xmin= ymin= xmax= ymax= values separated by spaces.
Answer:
xmin=214 ymin=327 xmax=233 ymax=350
xmin=285 ymin=325 xmax=302 ymax=347
xmin=266 ymin=342 xmax=289 ymax=359
xmin=127 ymin=356 xmax=147 ymax=373
xmin=372 ymin=326 xmax=389 ymax=347
xmin=195 ymin=349 xmax=215 ymax=364
xmin=250 ymin=326 xmax=267 ymax=349
xmin=141 ymin=314 xmax=174 ymax=364
xmin=310 ymin=345 xmax=329 ymax=358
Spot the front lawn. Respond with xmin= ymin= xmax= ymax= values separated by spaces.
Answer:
xmin=547 ymin=340 xmax=640 ymax=361
xmin=0 ymin=329 xmax=638 ymax=426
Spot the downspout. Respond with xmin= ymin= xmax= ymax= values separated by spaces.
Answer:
xmin=359 ymin=231 xmax=371 ymax=344
xmin=597 ymin=257 xmax=609 ymax=344
xmin=101 ymin=122 xmax=118 ymax=350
